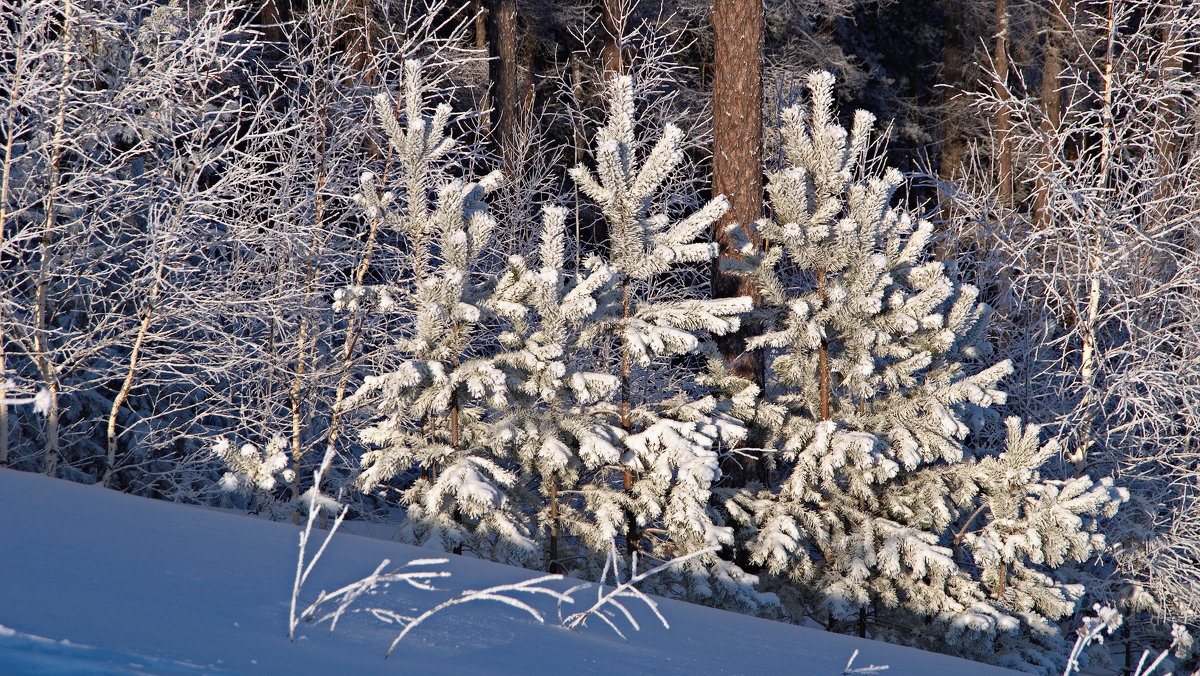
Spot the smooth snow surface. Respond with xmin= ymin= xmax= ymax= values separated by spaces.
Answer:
xmin=0 ymin=469 xmax=1019 ymax=675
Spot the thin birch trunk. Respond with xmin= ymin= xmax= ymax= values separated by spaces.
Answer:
xmin=0 ymin=36 xmax=23 ymax=467
xmin=0 ymin=357 xmax=7 ymax=466
xmin=103 ymin=272 xmax=161 ymax=487
xmin=572 ymin=55 xmax=585 ymax=266
xmin=38 ymin=0 xmax=75 ymax=477
xmin=290 ymin=115 xmax=329 ymax=521
xmin=323 ymin=97 xmax=401 ymax=459
xmin=1071 ymin=0 xmax=1117 ymax=473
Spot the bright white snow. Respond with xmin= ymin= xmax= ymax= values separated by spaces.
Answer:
xmin=0 ymin=468 xmax=1020 ymax=675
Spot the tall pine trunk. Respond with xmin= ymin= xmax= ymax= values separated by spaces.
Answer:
xmin=598 ymin=0 xmax=624 ymax=77
xmin=1033 ymin=0 xmax=1066 ymax=231
xmin=937 ymin=1 xmax=967 ymax=229
xmin=257 ymin=0 xmax=291 ymax=44
xmin=486 ymin=0 xmax=522 ymax=166
xmin=994 ymin=0 xmax=1013 ymax=207
xmin=711 ymin=0 xmax=764 ymax=486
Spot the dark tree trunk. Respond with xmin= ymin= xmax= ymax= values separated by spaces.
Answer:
xmin=711 ymin=0 xmax=765 ymax=487
xmin=1154 ymin=0 xmax=1185 ymax=194
xmin=937 ymin=1 xmax=967 ymax=228
xmin=598 ymin=0 xmax=624 ymax=77
xmin=994 ymin=0 xmax=1013 ymax=206
xmin=486 ymin=0 xmax=522 ymax=166
xmin=257 ymin=0 xmax=291 ymax=44
xmin=548 ymin=473 xmax=563 ymax=573
xmin=335 ymin=0 xmax=376 ymax=75
xmin=1033 ymin=0 xmax=1066 ymax=230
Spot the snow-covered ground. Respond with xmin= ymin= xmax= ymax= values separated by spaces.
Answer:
xmin=0 ymin=468 xmax=1019 ymax=675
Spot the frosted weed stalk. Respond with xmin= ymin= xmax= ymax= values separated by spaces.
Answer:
xmin=1061 ymin=605 xmax=1193 ymax=676
xmin=557 ymin=543 xmax=716 ymax=639
xmin=287 ymin=464 xmax=719 ymax=654
xmin=289 ymin=448 xmax=349 ymax=641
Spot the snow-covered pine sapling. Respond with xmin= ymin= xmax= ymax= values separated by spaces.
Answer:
xmin=212 ymin=435 xmax=295 ymax=517
xmin=339 ymin=60 xmax=533 ymax=562
xmin=717 ymin=71 xmax=1125 ymax=665
xmin=567 ymin=75 xmax=752 ymax=578
xmin=956 ymin=419 xmax=1127 ymax=632
xmin=491 ymin=205 xmax=624 ymax=572
xmin=721 ymin=69 xmax=1009 ymax=628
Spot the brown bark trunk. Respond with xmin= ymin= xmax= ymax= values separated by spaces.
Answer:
xmin=257 ymin=0 xmax=291 ymax=44
xmin=548 ymin=473 xmax=562 ymax=573
xmin=486 ymin=0 xmax=522 ymax=166
xmin=712 ymin=0 xmax=765 ymax=487
xmin=994 ymin=0 xmax=1013 ymax=206
xmin=473 ymin=0 xmax=491 ymax=130
xmin=338 ymin=0 xmax=375 ymax=76
xmin=620 ymin=278 xmax=639 ymax=557
xmin=450 ymin=386 xmax=463 ymax=555
xmin=1153 ymin=0 xmax=1185 ymax=198
xmin=473 ymin=0 xmax=488 ymax=53
xmin=817 ymin=268 xmax=831 ymax=421
xmin=1033 ymin=0 xmax=1066 ymax=231
xmin=598 ymin=0 xmax=624 ymax=77
xmin=937 ymin=1 xmax=967 ymax=230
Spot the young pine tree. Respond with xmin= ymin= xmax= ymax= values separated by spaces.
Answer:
xmin=489 ymin=205 xmax=624 ymax=573
xmin=566 ymin=75 xmax=765 ymax=609
xmin=339 ymin=62 xmax=534 ymax=562
xmin=718 ymin=72 xmax=1125 ymax=669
